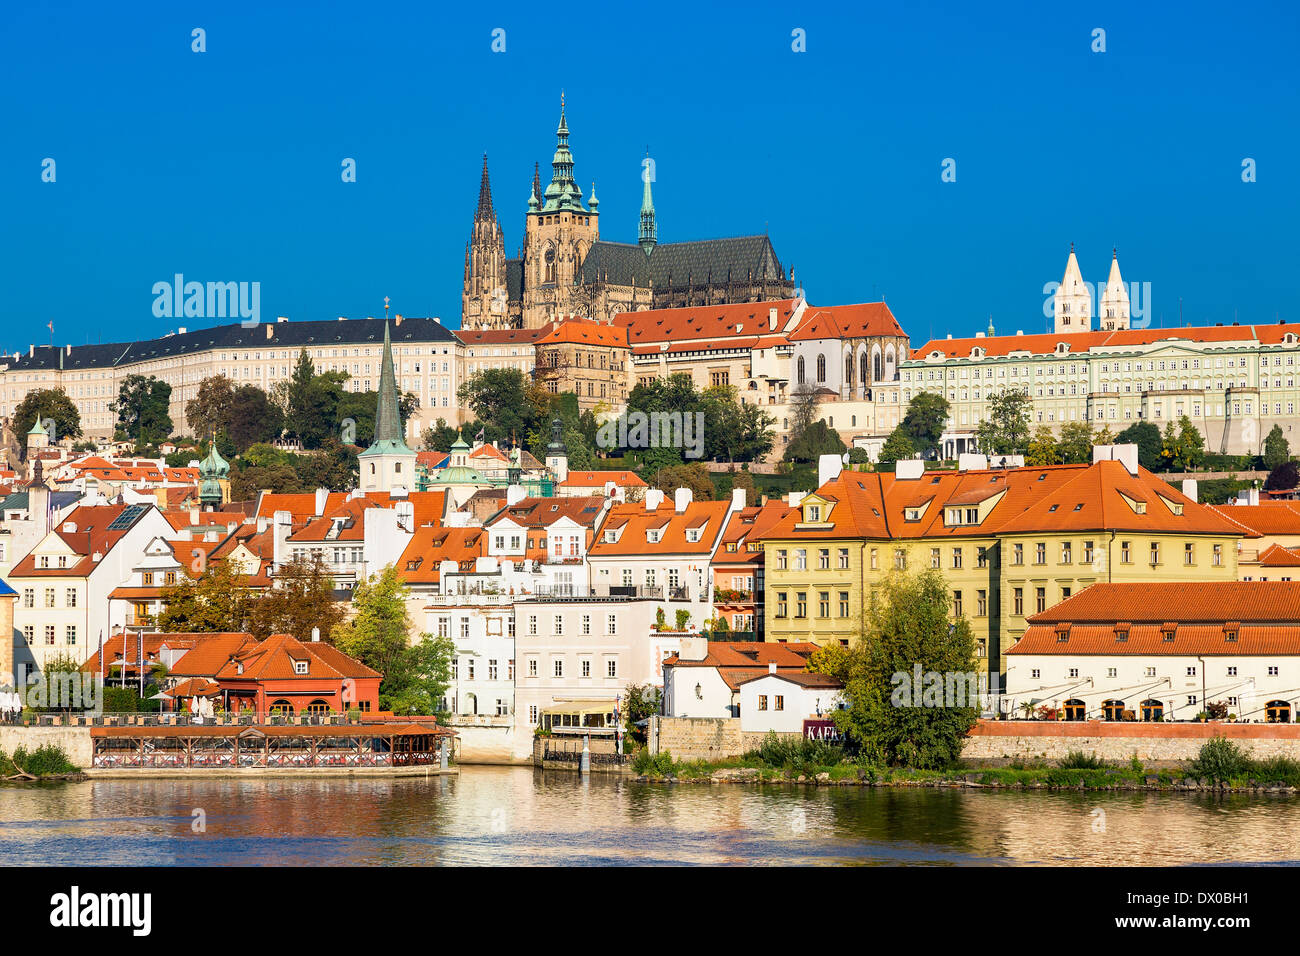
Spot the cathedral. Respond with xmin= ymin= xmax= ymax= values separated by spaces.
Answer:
xmin=461 ymin=98 xmax=795 ymax=331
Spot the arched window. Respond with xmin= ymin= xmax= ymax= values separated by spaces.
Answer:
xmin=1102 ymin=699 xmax=1126 ymax=721
xmin=544 ymin=248 xmax=556 ymax=284
xmin=845 ymin=354 xmax=854 ymax=388
xmin=885 ymin=345 xmax=897 ymax=380
xmin=1063 ymin=698 xmax=1086 ymax=721
xmin=1267 ymin=700 xmax=1292 ymax=723
xmin=306 ymin=699 xmax=330 ymax=716
xmin=1140 ymin=699 xmax=1163 ymax=722
xmin=873 ymin=350 xmax=883 ymax=382
xmin=797 ymin=357 xmax=805 ymax=384
xmin=859 ymin=351 xmax=869 ymax=389
xmin=816 ymin=353 xmax=826 ymax=382
xmin=269 ymin=699 xmax=294 ymax=716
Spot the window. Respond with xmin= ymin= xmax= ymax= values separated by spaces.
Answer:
xmin=66 ymin=588 xmax=77 ymax=608
xmin=1227 ymin=666 xmax=1237 ymax=676
xmin=293 ymin=660 xmax=308 ymax=675
xmin=818 ymin=592 xmax=830 ymax=617
xmin=1213 ymin=543 xmax=1223 ymax=567
xmin=894 ymin=549 xmax=906 ymax=570
xmin=528 ymin=659 xmax=538 ymax=677
xmin=1150 ymin=542 xmax=1161 ymax=566
xmin=757 ymin=695 xmax=768 ymax=711
xmin=1013 ymin=587 xmax=1023 ymax=616
xmin=1121 ymin=541 xmax=1131 ymax=563
xmin=528 ymin=615 xmax=537 ymax=636
xmin=44 ymin=626 xmax=55 ymax=645
xmin=581 ymin=659 xmax=591 ymax=678
xmin=1061 ymin=542 xmax=1072 ymax=564
xmin=795 ymin=592 xmax=807 ymax=618
xmin=930 ymin=547 xmax=941 ymax=569
xmin=554 ymin=615 xmax=564 ymax=635
xmin=554 ymin=660 xmax=564 ymax=677
xmin=65 ymin=625 xmax=76 ymax=646
xmin=952 ymin=590 xmax=963 ymax=616
xmin=774 ymin=695 xmax=784 ymax=712
xmin=1013 ymin=543 xmax=1024 ymax=566
xmin=44 ymin=588 xmax=55 ymax=608
xmin=977 ymin=590 xmax=987 ymax=616
xmin=795 ymin=549 xmax=807 ymax=571
xmin=777 ymin=549 xmax=788 ymax=570
xmin=776 ymin=593 xmax=788 ymax=618
xmin=838 ymin=548 xmax=849 ymax=569
xmin=581 ymin=615 xmax=591 ymax=635
xmin=1031 ymin=668 xmax=1040 ymax=679
xmin=1082 ymin=540 xmax=1094 ymax=564
xmin=1269 ymin=666 xmax=1280 ymax=676
xmin=839 ymin=592 xmax=850 ymax=617
xmin=1035 ymin=587 xmax=1046 ymax=613
xmin=1035 ymin=543 xmax=1046 ymax=565
xmin=607 ymin=660 xmax=617 ymax=678
xmin=607 ymin=614 xmax=617 ymax=635
xmin=489 ymin=660 xmax=498 ymax=681
xmin=1185 ymin=542 xmax=1195 ymax=566
xmin=951 ymin=547 xmax=963 ymax=570
xmin=818 ymin=548 xmax=830 ymax=570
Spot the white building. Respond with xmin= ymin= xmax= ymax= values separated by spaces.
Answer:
xmin=737 ymin=670 xmax=845 ymax=735
xmin=1006 ymin=581 xmax=1300 ymax=723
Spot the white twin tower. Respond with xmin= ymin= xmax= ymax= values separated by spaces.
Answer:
xmin=1048 ymin=245 xmax=1143 ymax=333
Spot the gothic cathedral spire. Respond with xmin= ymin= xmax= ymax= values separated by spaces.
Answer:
xmin=639 ymin=148 xmax=657 ymax=256
xmin=461 ymin=154 xmax=509 ymax=329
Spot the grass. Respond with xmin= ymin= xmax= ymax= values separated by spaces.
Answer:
xmin=1186 ymin=737 xmax=1300 ymax=787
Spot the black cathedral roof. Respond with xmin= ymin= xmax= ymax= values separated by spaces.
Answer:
xmin=580 ymin=235 xmax=788 ymax=289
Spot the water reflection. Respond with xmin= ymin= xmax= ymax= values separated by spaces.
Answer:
xmin=2 ymin=768 xmax=1299 ymax=866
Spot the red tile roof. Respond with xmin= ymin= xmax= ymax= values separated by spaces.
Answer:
xmin=615 ymin=298 xmax=801 ymax=345
xmin=788 ymin=302 xmax=906 ymax=341
xmin=1209 ymin=502 xmax=1300 ymax=537
xmin=9 ymin=504 xmax=157 ymax=578
xmin=589 ymin=499 xmax=731 ymax=556
xmin=557 ymin=470 xmax=647 ymax=489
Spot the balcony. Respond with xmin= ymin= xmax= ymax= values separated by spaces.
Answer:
xmin=609 ymin=585 xmax=662 ymax=599
xmin=668 ymin=586 xmax=691 ymax=602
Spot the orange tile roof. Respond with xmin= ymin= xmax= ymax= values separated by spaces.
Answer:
xmin=788 ymin=302 xmax=906 ymax=341
xmin=216 ymin=633 xmax=380 ymax=682
xmin=8 ymin=504 xmax=157 ymax=578
xmin=255 ymin=491 xmax=348 ymax=519
xmin=166 ymin=633 xmax=258 ymax=678
xmin=487 ymin=496 xmax=605 ymax=531
xmin=713 ymin=500 xmax=794 ymax=568
xmin=615 ymin=298 xmax=800 ymax=345
xmin=557 ymin=470 xmax=647 ymax=488
xmin=395 ymin=526 xmax=486 ymax=584
xmin=455 ymin=327 xmax=546 ymax=345
xmin=1258 ymin=543 xmax=1300 ymax=567
xmin=1208 ymin=502 xmax=1300 ymax=537
xmin=588 ymin=499 xmax=731 ymax=557
xmin=534 ymin=317 xmax=629 ymax=348
xmin=911 ymin=322 xmax=1300 ymax=361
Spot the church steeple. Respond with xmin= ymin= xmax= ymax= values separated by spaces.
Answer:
xmin=542 ymin=92 xmax=585 ymax=212
xmin=1053 ymin=243 xmax=1092 ymax=333
xmin=358 ymin=320 xmax=416 ymax=492
xmin=462 ymin=155 xmax=509 ymax=329
xmin=1099 ymin=248 xmax=1131 ymax=330
xmin=639 ymin=148 xmax=657 ymax=256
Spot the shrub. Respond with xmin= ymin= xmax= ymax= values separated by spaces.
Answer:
xmin=10 ymin=744 xmax=80 ymax=776
xmin=1252 ymin=755 xmax=1300 ymax=785
xmin=632 ymin=748 xmax=675 ymax=777
xmin=1058 ymin=750 xmax=1106 ymax=770
xmin=1187 ymin=736 xmax=1251 ymax=781
xmin=744 ymin=732 xmax=844 ymax=774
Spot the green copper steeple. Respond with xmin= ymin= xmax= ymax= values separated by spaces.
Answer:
xmin=199 ymin=439 xmax=229 ymax=507
xmin=361 ymin=320 xmax=412 ymax=457
xmin=542 ymin=93 xmax=585 ymax=213
xmin=639 ymin=148 xmax=657 ymax=256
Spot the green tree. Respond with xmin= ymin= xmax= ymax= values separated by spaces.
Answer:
xmin=421 ymin=418 xmax=466 ymax=453
xmin=185 ymin=375 xmax=236 ymax=440
xmin=458 ymin=368 xmax=549 ymax=447
xmin=111 ymin=374 xmax=173 ymax=445
xmin=650 ymin=462 xmax=715 ymax=500
xmin=900 ymin=392 xmax=950 ymax=458
xmin=973 ymin=389 xmax=1031 ymax=456
xmin=228 ymin=385 xmax=283 ymax=452
xmin=155 ymin=562 xmax=255 ymax=633
xmin=333 ymin=565 xmax=453 ymax=715
xmin=783 ymin=420 xmax=846 ymax=465
xmin=1264 ymin=424 xmax=1290 ymax=471
xmin=1266 ymin=462 xmax=1299 ymax=492
xmin=1056 ymin=421 xmax=1095 ymax=464
xmin=622 ymin=683 xmax=663 ymax=746
xmin=247 ymin=556 xmax=346 ymax=642
xmin=1025 ymin=425 xmax=1062 ymax=466
xmin=1113 ymin=421 xmax=1163 ymax=471
xmin=1174 ymin=415 xmax=1204 ymax=471
xmin=878 ymin=427 xmax=915 ymax=465
xmin=14 ymin=388 xmax=82 ymax=451
xmin=810 ymin=570 xmax=978 ymax=769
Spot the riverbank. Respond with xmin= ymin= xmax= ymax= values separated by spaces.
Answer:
xmin=632 ymin=754 xmax=1300 ymax=793
xmin=80 ymin=765 xmax=460 ymax=780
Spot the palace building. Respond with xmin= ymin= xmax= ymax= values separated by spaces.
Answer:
xmin=461 ymin=97 xmax=795 ymax=331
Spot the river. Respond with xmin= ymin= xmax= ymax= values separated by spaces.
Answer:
xmin=2 ymin=766 xmax=1299 ymax=865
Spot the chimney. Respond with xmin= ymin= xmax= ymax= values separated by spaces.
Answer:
xmin=265 ymin=325 xmax=274 ymax=340
xmin=189 ymin=508 xmax=199 ymax=525
xmin=1092 ymin=443 xmax=1139 ymax=476
xmin=731 ymin=486 xmax=747 ymax=510
xmin=674 ymin=487 xmax=693 ymax=513
xmin=644 ymin=488 xmax=665 ymax=511
xmin=62 ymin=521 xmax=76 ymax=534
xmin=507 ymin=484 xmax=526 ymax=506
xmin=788 ymin=491 xmax=806 ymax=508
xmin=278 ymin=316 xmax=289 ymax=323
xmin=314 ymin=487 xmax=329 ymax=516
xmin=1181 ymin=478 xmax=1198 ymax=503
xmin=311 ymin=627 xmax=320 ymax=643
xmin=818 ymin=453 xmax=842 ymax=488
xmin=679 ymin=636 xmax=708 ymax=661
xmin=768 ymin=662 xmax=777 ymax=674
xmin=1249 ymin=486 xmax=1260 ymax=506
xmin=895 ymin=460 xmax=925 ymax=480
xmin=768 ymin=307 xmax=777 ymax=331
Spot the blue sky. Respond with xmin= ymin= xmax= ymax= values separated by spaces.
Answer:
xmin=2 ymin=0 xmax=1297 ymax=351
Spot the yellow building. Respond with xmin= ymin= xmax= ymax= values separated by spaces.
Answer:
xmin=760 ymin=449 xmax=1245 ymax=679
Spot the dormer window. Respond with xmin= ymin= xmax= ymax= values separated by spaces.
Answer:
xmin=647 ymin=529 xmax=661 ymax=543
xmin=293 ymin=660 xmax=308 ymax=675
xmin=805 ymin=504 xmax=821 ymax=522
xmin=604 ymin=531 xmax=617 ymax=543
xmin=686 ymin=529 xmax=701 ymax=543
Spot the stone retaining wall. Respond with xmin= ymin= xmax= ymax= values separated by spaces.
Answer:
xmin=651 ymin=717 xmax=802 ymax=760
xmin=965 ymin=720 xmax=1300 ymax=762
xmin=0 ymin=726 xmax=93 ymax=768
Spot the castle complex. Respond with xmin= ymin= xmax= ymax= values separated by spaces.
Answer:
xmin=461 ymin=98 xmax=795 ymax=331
